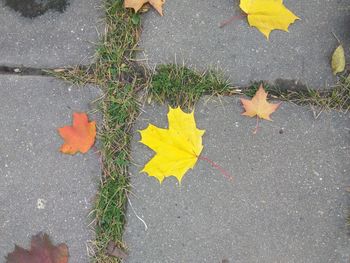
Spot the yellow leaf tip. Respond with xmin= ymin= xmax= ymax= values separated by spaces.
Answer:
xmin=158 ymin=180 xmax=163 ymax=185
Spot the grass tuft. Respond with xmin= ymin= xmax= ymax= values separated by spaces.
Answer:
xmin=149 ymin=64 xmax=233 ymax=109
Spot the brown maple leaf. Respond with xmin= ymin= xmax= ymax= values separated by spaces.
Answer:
xmin=124 ymin=0 xmax=165 ymax=16
xmin=6 ymin=232 xmax=69 ymax=263
xmin=240 ymin=84 xmax=280 ymax=133
xmin=58 ymin=112 xmax=96 ymax=154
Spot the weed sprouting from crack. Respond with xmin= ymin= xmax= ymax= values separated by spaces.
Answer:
xmin=149 ymin=64 xmax=235 ymax=110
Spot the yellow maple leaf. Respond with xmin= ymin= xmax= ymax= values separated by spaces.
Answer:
xmin=241 ymin=84 xmax=280 ymax=121
xmin=239 ymin=0 xmax=300 ymax=39
xmin=124 ymin=0 xmax=165 ymax=16
xmin=240 ymin=85 xmax=281 ymax=135
xmin=139 ymin=107 xmax=205 ymax=183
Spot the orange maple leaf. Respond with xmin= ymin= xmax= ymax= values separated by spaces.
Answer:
xmin=6 ymin=232 xmax=69 ymax=263
xmin=58 ymin=112 xmax=96 ymax=154
xmin=124 ymin=0 xmax=165 ymax=16
xmin=240 ymin=84 xmax=280 ymax=133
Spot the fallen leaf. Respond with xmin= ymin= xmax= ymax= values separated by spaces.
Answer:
xmin=124 ymin=0 xmax=165 ymax=16
xmin=6 ymin=232 xmax=69 ymax=263
xmin=139 ymin=107 xmax=205 ymax=183
xmin=106 ymin=241 xmax=128 ymax=259
xmin=241 ymin=84 xmax=281 ymax=133
xmin=241 ymin=84 xmax=280 ymax=121
xmin=331 ymin=45 xmax=345 ymax=75
xmin=239 ymin=0 xmax=300 ymax=39
xmin=58 ymin=112 xmax=96 ymax=154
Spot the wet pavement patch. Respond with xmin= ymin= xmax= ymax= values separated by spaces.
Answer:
xmin=4 ymin=0 xmax=69 ymax=18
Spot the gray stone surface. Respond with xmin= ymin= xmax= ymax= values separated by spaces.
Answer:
xmin=0 ymin=0 xmax=102 ymax=67
xmin=0 ymin=76 xmax=101 ymax=262
xmin=124 ymin=97 xmax=350 ymax=262
xmin=138 ymin=0 xmax=350 ymax=89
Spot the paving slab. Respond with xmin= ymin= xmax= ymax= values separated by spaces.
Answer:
xmin=124 ymin=97 xmax=350 ymax=262
xmin=0 ymin=76 xmax=101 ymax=262
xmin=138 ymin=0 xmax=350 ymax=89
xmin=0 ymin=0 xmax=103 ymax=68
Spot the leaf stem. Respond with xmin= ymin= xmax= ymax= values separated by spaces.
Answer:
xmin=253 ymin=115 xmax=260 ymax=134
xmin=198 ymin=155 xmax=234 ymax=181
xmin=219 ymin=13 xmax=247 ymax=28
xmin=331 ymin=32 xmax=341 ymax=44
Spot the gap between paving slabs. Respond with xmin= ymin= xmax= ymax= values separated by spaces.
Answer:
xmin=0 ymin=65 xmax=93 ymax=76
xmin=53 ymin=1 xmax=350 ymax=262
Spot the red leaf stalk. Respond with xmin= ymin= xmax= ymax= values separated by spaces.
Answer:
xmin=219 ymin=13 xmax=247 ymax=28
xmin=253 ymin=115 xmax=260 ymax=134
xmin=198 ymin=155 xmax=234 ymax=181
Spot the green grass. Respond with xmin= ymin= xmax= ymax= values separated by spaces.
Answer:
xmin=53 ymin=0 xmax=350 ymax=261
xmin=84 ymin=1 xmax=142 ymax=262
xmin=92 ymin=83 xmax=139 ymax=262
xmin=149 ymin=64 xmax=234 ymax=109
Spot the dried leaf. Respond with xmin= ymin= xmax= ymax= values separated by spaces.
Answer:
xmin=124 ymin=0 xmax=165 ymax=16
xmin=139 ymin=107 xmax=205 ymax=183
xmin=106 ymin=241 xmax=128 ymax=259
xmin=6 ymin=232 xmax=69 ymax=263
xmin=241 ymin=84 xmax=280 ymax=121
xmin=331 ymin=45 xmax=345 ymax=75
xmin=58 ymin=112 xmax=96 ymax=154
xmin=240 ymin=0 xmax=300 ymax=39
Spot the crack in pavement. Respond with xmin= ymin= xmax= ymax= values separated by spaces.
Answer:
xmin=0 ymin=65 xmax=86 ymax=76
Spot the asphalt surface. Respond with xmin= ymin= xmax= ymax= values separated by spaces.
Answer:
xmin=124 ymin=97 xmax=350 ymax=262
xmin=0 ymin=0 xmax=102 ymax=67
xmin=138 ymin=0 xmax=350 ymax=89
xmin=0 ymin=76 xmax=101 ymax=262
